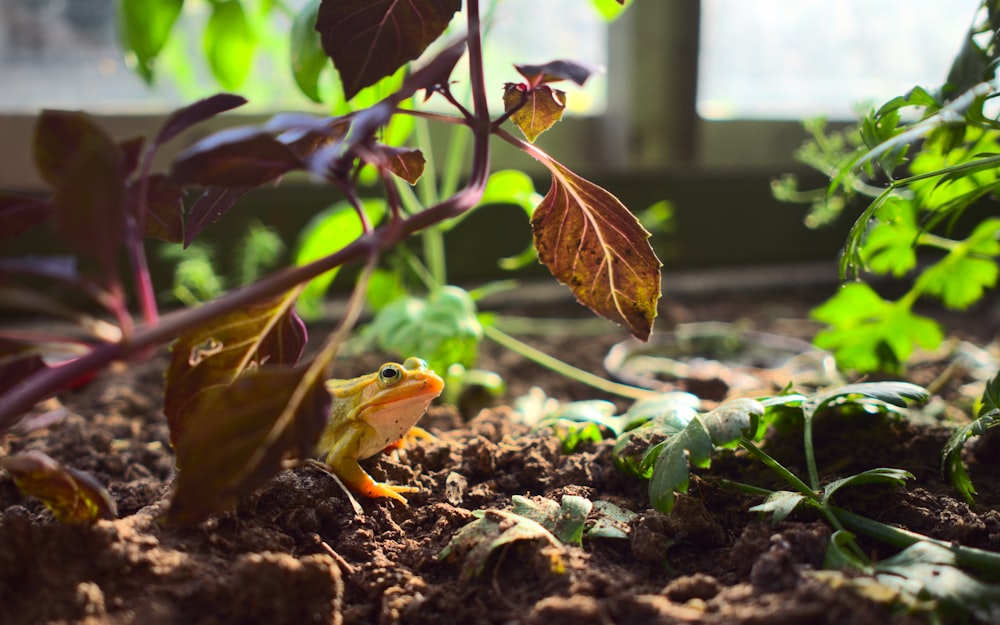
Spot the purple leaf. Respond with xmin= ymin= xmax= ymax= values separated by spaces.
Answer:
xmin=514 ymin=60 xmax=603 ymax=87
xmin=0 ymin=256 xmax=79 ymax=283
xmin=171 ymin=127 xmax=303 ymax=187
xmin=0 ymin=193 xmax=51 ymax=241
xmin=1 ymin=450 xmax=117 ymax=523
xmin=184 ymin=187 xmax=250 ymax=246
xmin=155 ymin=93 xmax=248 ymax=147
xmin=128 ymin=174 xmax=185 ymax=243
xmin=0 ymin=339 xmax=48 ymax=396
xmin=315 ymin=0 xmax=461 ymax=100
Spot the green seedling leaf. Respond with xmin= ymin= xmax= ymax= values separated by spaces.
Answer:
xmin=811 ymin=381 xmax=928 ymax=414
xmin=821 ymin=468 xmax=913 ymax=505
xmin=942 ymin=412 xmax=1000 ymax=504
xmin=167 ymin=363 xmax=329 ymax=524
xmin=291 ymin=0 xmax=327 ymax=103
xmin=812 ymin=282 xmax=943 ymax=373
xmin=315 ymin=0 xmax=461 ymax=100
xmin=171 ymin=127 xmax=302 ymax=187
xmin=636 ymin=398 xmax=763 ymax=514
xmin=438 ymin=508 xmax=565 ymax=579
xmin=1 ymin=450 xmax=116 ymax=523
xmin=366 ymin=286 xmax=482 ymax=374
xmin=294 ymin=199 xmax=386 ymax=319
xmin=0 ymin=193 xmax=51 ymax=241
xmin=34 ymin=110 xmax=127 ymax=271
xmin=875 ymin=541 xmax=1000 ymax=623
xmin=862 ymin=198 xmax=918 ymax=277
xmin=204 ymin=0 xmax=257 ymax=90
xmin=503 ymin=84 xmax=566 ymax=143
xmin=164 ymin=289 xmax=307 ymax=447
xmin=586 ymin=500 xmax=638 ymax=540
xmin=823 ymin=530 xmax=870 ymax=570
xmin=512 ymin=495 xmax=592 ymax=546
xmin=749 ymin=490 xmax=807 ymax=523
xmin=914 ymin=218 xmax=1000 ymax=310
xmin=532 ymin=160 xmax=661 ymax=341
xmin=117 ymin=0 xmax=183 ymax=83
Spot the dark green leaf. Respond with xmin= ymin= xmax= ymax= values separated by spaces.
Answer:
xmin=203 ymin=0 xmax=257 ymax=90
xmin=1 ymin=451 xmax=117 ymax=523
xmin=821 ymin=468 xmax=913 ymax=505
xmin=316 ymin=0 xmax=461 ymax=100
xmin=117 ymin=0 xmax=184 ymax=83
xmin=941 ymin=411 xmax=1000 ymax=504
xmin=749 ymin=490 xmax=806 ymax=523
xmin=164 ymin=289 xmax=306 ymax=447
xmin=531 ymin=160 xmax=661 ymax=341
xmin=511 ymin=495 xmax=592 ymax=546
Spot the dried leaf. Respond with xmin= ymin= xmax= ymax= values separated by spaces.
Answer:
xmin=164 ymin=289 xmax=307 ymax=447
xmin=167 ymin=364 xmax=329 ymax=524
xmin=531 ymin=160 xmax=660 ymax=340
xmin=382 ymin=147 xmax=426 ymax=184
xmin=504 ymin=84 xmax=566 ymax=143
xmin=1 ymin=450 xmax=117 ymax=523
xmin=315 ymin=0 xmax=461 ymax=100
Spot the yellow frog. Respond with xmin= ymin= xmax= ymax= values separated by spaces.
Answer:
xmin=315 ymin=357 xmax=444 ymax=505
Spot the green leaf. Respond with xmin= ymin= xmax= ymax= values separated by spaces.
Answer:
xmin=749 ymin=490 xmax=806 ymax=523
xmin=117 ymin=0 xmax=184 ymax=83
xmin=290 ymin=0 xmax=328 ymax=103
xmin=1 ymin=451 xmax=117 ymax=523
xmin=167 ymin=363 xmax=329 ymax=524
xmin=204 ymin=0 xmax=257 ymax=90
xmin=478 ymin=169 xmax=541 ymax=216
xmin=590 ymin=0 xmax=633 ymax=21
xmin=862 ymin=198 xmax=918 ymax=277
xmin=511 ymin=495 xmax=592 ymax=546
xmin=941 ymin=411 xmax=1000 ymax=504
xmin=438 ymin=509 xmax=565 ymax=579
xmin=293 ymin=200 xmax=386 ymax=319
xmin=504 ymin=84 xmax=566 ymax=143
xmin=821 ymin=468 xmax=913 ymax=505
xmin=585 ymin=500 xmax=638 ymax=540
xmin=164 ymin=289 xmax=306 ymax=448
xmin=366 ymin=286 xmax=483 ymax=375
xmin=913 ymin=219 xmax=1000 ymax=310
xmin=812 ymin=283 xmax=943 ymax=373
xmin=316 ymin=0 xmax=461 ymax=100
xmin=531 ymin=160 xmax=661 ymax=341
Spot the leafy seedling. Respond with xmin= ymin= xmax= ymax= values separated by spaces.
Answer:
xmin=942 ymin=370 xmax=1000 ymax=504
xmin=0 ymin=450 xmax=117 ymax=523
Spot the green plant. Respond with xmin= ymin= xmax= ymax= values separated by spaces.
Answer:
xmin=545 ymin=381 xmax=1000 ymax=620
xmin=774 ymin=0 xmax=1000 ymax=374
xmin=0 ymin=0 xmax=659 ymax=524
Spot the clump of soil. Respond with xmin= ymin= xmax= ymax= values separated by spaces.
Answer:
xmin=1 ymin=286 xmax=998 ymax=624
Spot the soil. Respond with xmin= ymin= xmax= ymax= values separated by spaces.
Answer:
xmin=2 ymin=279 xmax=1000 ymax=625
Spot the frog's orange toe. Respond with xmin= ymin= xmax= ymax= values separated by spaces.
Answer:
xmin=361 ymin=481 xmax=419 ymax=505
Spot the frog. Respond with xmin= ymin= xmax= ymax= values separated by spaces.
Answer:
xmin=314 ymin=357 xmax=444 ymax=505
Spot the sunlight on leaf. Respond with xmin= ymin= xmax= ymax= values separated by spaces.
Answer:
xmin=316 ymin=0 xmax=461 ymax=100
xmin=204 ymin=0 xmax=257 ymax=90
xmin=117 ymin=0 xmax=183 ymax=83
xmin=1 ymin=450 xmax=116 ymax=523
xmin=532 ymin=160 xmax=660 ymax=341
xmin=512 ymin=494 xmax=592 ymax=546
xmin=164 ymin=289 xmax=307 ymax=447
xmin=290 ymin=0 xmax=328 ymax=103
xmin=438 ymin=508 xmax=565 ymax=579
xmin=504 ymin=84 xmax=566 ymax=142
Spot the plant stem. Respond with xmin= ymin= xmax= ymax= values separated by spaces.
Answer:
xmin=482 ymin=324 xmax=656 ymax=401
xmin=803 ymin=415 xmax=821 ymax=491
xmin=832 ymin=505 xmax=1000 ymax=575
xmin=739 ymin=438 xmax=818 ymax=500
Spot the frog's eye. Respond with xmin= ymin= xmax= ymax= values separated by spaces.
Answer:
xmin=378 ymin=363 xmax=404 ymax=385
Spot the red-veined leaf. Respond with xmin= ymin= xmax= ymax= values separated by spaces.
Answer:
xmin=0 ymin=193 xmax=51 ymax=241
xmin=164 ymin=289 xmax=307 ymax=447
xmin=315 ymin=0 xmax=461 ymax=100
xmin=382 ymin=146 xmax=425 ymax=184
xmin=166 ymin=364 xmax=329 ymax=524
xmin=184 ymin=187 xmax=250 ymax=246
xmin=531 ymin=160 xmax=660 ymax=340
xmin=503 ymin=84 xmax=566 ymax=143
xmin=1 ymin=450 xmax=117 ymax=523
xmin=33 ymin=110 xmax=126 ymax=270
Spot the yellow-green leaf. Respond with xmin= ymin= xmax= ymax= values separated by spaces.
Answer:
xmin=2 ymin=451 xmax=117 ymax=523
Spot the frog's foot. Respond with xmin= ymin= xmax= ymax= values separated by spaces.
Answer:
xmin=383 ymin=426 xmax=435 ymax=452
xmin=359 ymin=481 xmax=419 ymax=505
xmin=326 ymin=455 xmax=417 ymax=506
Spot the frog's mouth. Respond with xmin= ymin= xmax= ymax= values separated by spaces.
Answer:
xmin=356 ymin=380 xmax=443 ymax=456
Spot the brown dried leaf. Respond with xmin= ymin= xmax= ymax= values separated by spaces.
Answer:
xmin=504 ymin=84 xmax=566 ymax=143
xmin=383 ymin=147 xmax=426 ymax=184
xmin=531 ymin=161 xmax=660 ymax=340
xmin=1 ymin=450 xmax=117 ymax=523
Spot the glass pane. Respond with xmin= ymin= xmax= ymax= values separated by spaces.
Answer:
xmin=698 ymin=0 xmax=983 ymax=120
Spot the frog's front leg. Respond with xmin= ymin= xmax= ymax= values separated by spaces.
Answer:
xmin=323 ymin=426 xmax=418 ymax=505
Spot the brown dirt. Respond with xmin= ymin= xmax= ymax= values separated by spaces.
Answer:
xmin=2 ymin=285 xmax=999 ymax=625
